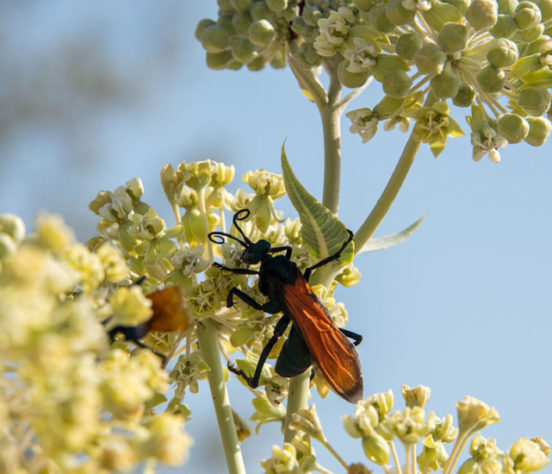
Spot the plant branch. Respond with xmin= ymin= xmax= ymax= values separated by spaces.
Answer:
xmin=283 ymin=371 xmax=310 ymax=443
xmin=197 ymin=319 xmax=245 ymax=474
xmin=353 ymin=93 xmax=436 ymax=252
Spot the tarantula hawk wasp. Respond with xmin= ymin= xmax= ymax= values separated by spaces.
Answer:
xmin=208 ymin=209 xmax=363 ymax=403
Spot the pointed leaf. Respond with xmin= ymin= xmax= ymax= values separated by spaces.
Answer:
xmin=281 ymin=144 xmax=352 ymax=261
xmin=357 ymin=216 xmax=425 ymax=254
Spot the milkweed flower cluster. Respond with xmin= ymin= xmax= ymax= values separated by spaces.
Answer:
xmin=0 ymin=214 xmax=191 ymax=472
xmin=197 ymin=0 xmax=552 ymax=161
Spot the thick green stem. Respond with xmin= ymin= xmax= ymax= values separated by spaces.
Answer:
xmin=197 ymin=319 xmax=245 ymax=474
xmin=283 ymin=371 xmax=310 ymax=443
xmin=354 ymin=93 xmax=437 ymax=252
xmin=321 ymin=63 xmax=343 ymax=215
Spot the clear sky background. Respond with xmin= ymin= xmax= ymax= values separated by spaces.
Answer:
xmin=1 ymin=2 xmax=551 ymax=472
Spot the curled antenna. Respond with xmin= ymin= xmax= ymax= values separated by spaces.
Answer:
xmin=208 ymin=209 xmax=253 ymax=248
xmin=233 ymin=209 xmax=252 ymax=245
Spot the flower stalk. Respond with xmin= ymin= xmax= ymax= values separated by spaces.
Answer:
xmin=196 ymin=318 xmax=245 ymax=474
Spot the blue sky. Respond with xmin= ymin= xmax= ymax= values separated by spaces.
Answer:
xmin=1 ymin=2 xmax=551 ymax=472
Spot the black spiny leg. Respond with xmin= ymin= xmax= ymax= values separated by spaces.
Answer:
xmin=269 ymin=246 xmax=293 ymax=259
xmin=340 ymin=328 xmax=363 ymax=346
xmin=228 ymin=316 xmax=290 ymax=388
xmin=304 ymin=230 xmax=354 ymax=281
xmin=226 ymin=287 xmax=263 ymax=310
xmin=213 ymin=262 xmax=259 ymax=276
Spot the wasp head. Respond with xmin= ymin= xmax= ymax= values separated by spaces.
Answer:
xmin=241 ymin=240 xmax=270 ymax=265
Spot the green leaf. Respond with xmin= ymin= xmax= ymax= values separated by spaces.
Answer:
xmin=357 ymin=216 xmax=425 ymax=254
xmin=281 ymin=144 xmax=352 ymax=261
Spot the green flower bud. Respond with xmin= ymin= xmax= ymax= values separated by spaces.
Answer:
xmin=498 ymin=113 xmax=530 ymax=143
xmin=385 ymin=0 xmax=416 ymax=24
xmin=270 ymin=47 xmax=286 ymax=69
xmin=374 ymin=95 xmax=405 ymax=118
xmin=368 ymin=3 xmax=395 ymax=32
xmin=0 ymin=214 xmax=25 ymax=243
xmin=291 ymin=17 xmax=317 ymax=42
xmin=498 ymin=0 xmax=517 ymax=14
xmin=217 ymin=14 xmax=236 ymax=36
xmin=443 ymin=0 xmax=469 ymax=14
xmin=534 ymin=0 xmax=552 ymax=20
xmin=514 ymin=1 xmax=542 ymax=29
xmin=0 ymin=233 xmax=16 ymax=260
xmin=372 ymin=54 xmax=409 ymax=82
xmin=201 ymin=25 xmax=230 ymax=53
xmin=466 ymin=0 xmax=498 ymax=30
xmin=518 ymin=23 xmax=545 ymax=41
xmin=251 ymin=2 xmax=274 ymax=21
xmin=195 ymin=19 xmax=216 ymax=41
xmin=510 ymin=438 xmax=551 ymax=472
xmin=230 ymin=0 xmax=251 ymax=13
xmin=218 ymin=0 xmax=234 ymax=13
xmin=303 ymin=6 xmax=323 ymax=26
xmin=232 ymin=12 xmax=253 ymax=35
xmin=266 ymin=0 xmax=287 ymax=12
xmin=249 ymin=19 xmax=276 ymax=46
xmin=230 ymin=37 xmax=257 ymax=64
xmin=396 ymin=33 xmax=422 ymax=60
xmin=247 ymin=55 xmax=269 ymax=71
xmin=453 ymin=83 xmax=476 ymax=107
xmin=437 ymin=22 xmax=468 ymax=53
xmin=490 ymin=14 xmax=518 ymax=37
xmin=430 ymin=68 xmax=460 ymax=98
xmin=487 ymin=38 xmax=519 ymax=67
xmin=518 ymin=86 xmax=551 ymax=115
xmin=338 ymin=60 xmax=370 ymax=88
xmin=414 ymin=43 xmax=447 ymax=74
xmin=525 ymin=117 xmax=552 ymax=145
xmin=382 ymin=70 xmax=412 ymax=97
xmin=476 ymin=65 xmax=505 ymax=92
xmin=423 ymin=1 xmax=462 ymax=31
xmin=362 ymin=433 xmax=390 ymax=466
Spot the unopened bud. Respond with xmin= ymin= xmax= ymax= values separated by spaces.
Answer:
xmin=518 ymin=86 xmax=551 ymax=116
xmin=510 ymin=437 xmax=551 ymax=472
xmin=368 ymin=4 xmax=394 ymax=32
xmin=382 ymin=70 xmax=412 ymax=98
xmin=414 ymin=44 xmax=447 ymax=74
xmin=386 ymin=0 xmax=416 ymax=24
xmin=0 ymin=214 xmax=25 ymax=244
xmin=231 ymin=37 xmax=257 ymax=64
xmin=372 ymin=54 xmax=409 ymax=82
xmin=267 ymin=0 xmax=287 ymax=12
xmin=514 ymin=1 xmax=542 ymax=29
xmin=518 ymin=23 xmax=544 ymax=42
xmin=338 ymin=60 xmax=370 ymax=88
xmin=206 ymin=51 xmax=233 ymax=70
xmin=362 ymin=433 xmax=390 ymax=466
xmin=201 ymin=25 xmax=230 ymax=53
xmin=430 ymin=68 xmax=460 ymax=98
xmin=498 ymin=113 xmax=529 ymax=143
xmin=195 ymin=19 xmax=216 ymax=41
xmin=249 ymin=19 xmax=276 ymax=46
xmin=232 ymin=12 xmax=253 ymax=35
xmin=453 ymin=83 xmax=475 ymax=107
xmin=487 ymin=38 xmax=518 ymax=67
xmin=476 ymin=65 xmax=505 ymax=93
xmin=437 ymin=22 xmax=468 ymax=52
xmin=396 ymin=33 xmax=421 ymax=60
xmin=490 ymin=14 xmax=518 ymax=37
xmin=525 ymin=117 xmax=552 ymax=145
xmin=230 ymin=0 xmax=251 ymax=13
xmin=466 ymin=0 xmax=498 ymax=30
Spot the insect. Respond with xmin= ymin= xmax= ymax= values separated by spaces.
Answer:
xmin=107 ymin=284 xmax=189 ymax=358
xmin=209 ymin=209 xmax=363 ymax=403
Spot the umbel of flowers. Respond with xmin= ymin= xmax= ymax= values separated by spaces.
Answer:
xmin=197 ymin=0 xmax=552 ymax=161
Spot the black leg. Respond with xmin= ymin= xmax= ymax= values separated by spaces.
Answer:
xmin=227 ymin=287 xmax=263 ymax=310
xmin=228 ymin=316 xmax=290 ymax=388
xmin=213 ymin=262 xmax=259 ymax=276
xmin=304 ymin=230 xmax=354 ymax=281
xmin=269 ymin=246 xmax=293 ymax=259
xmin=340 ymin=328 xmax=363 ymax=346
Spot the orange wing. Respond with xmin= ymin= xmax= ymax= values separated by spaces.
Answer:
xmin=147 ymin=286 xmax=190 ymax=332
xmin=282 ymin=277 xmax=363 ymax=403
